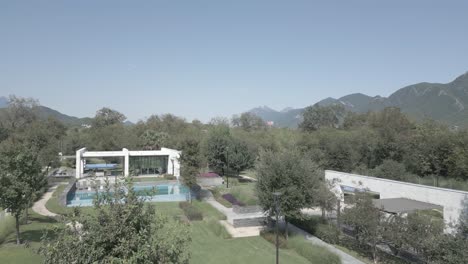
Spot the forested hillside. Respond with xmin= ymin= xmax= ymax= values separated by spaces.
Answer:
xmin=250 ymin=71 xmax=468 ymax=128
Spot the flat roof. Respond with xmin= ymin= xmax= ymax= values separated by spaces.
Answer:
xmin=372 ymin=198 xmax=443 ymax=214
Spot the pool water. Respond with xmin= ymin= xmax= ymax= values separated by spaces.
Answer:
xmin=67 ymin=184 xmax=190 ymax=207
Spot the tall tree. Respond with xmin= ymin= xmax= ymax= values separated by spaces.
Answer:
xmin=231 ymin=112 xmax=266 ymax=131
xmin=227 ymin=138 xmax=254 ymax=176
xmin=0 ymin=140 xmax=42 ymax=244
xmin=140 ymin=130 xmax=169 ymax=150
xmin=92 ymin=107 xmax=126 ymax=128
xmin=203 ymin=125 xmax=231 ymax=175
xmin=342 ymin=192 xmax=384 ymax=263
xmin=299 ymin=104 xmax=345 ymax=132
xmin=179 ymin=136 xmax=202 ymax=202
xmin=256 ymin=149 xmax=321 ymax=239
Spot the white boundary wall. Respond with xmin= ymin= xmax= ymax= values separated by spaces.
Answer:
xmin=325 ymin=170 xmax=468 ymax=233
xmin=76 ymin=147 xmax=181 ymax=179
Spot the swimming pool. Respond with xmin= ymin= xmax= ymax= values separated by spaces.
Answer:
xmin=67 ymin=183 xmax=190 ymax=207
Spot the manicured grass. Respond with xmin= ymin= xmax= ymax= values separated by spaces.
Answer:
xmin=0 ymin=213 xmax=15 ymax=244
xmin=191 ymin=222 xmax=311 ymax=264
xmin=288 ymin=236 xmax=341 ymax=264
xmin=212 ymin=182 xmax=259 ymax=207
xmin=0 ymin=201 xmax=334 ymax=264
xmin=45 ymin=184 xmax=71 ymax=215
xmin=0 ymin=212 xmax=59 ymax=264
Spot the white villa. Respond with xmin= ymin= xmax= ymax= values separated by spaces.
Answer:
xmin=75 ymin=147 xmax=181 ymax=179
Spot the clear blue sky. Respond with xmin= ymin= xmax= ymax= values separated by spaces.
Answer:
xmin=1 ymin=1 xmax=468 ymax=122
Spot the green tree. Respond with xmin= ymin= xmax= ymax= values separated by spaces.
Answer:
xmin=371 ymin=159 xmax=409 ymax=181
xmin=299 ymin=104 xmax=345 ymax=132
xmin=342 ymin=193 xmax=384 ymax=263
xmin=140 ymin=130 xmax=169 ymax=150
xmin=203 ymin=125 xmax=231 ymax=175
xmin=231 ymin=112 xmax=266 ymax=131
xmin=255 ymin=149 xmax=321 ymax=240
xmin=40 ymin=179 xmax=191 ymax=263
xmin=179 ymin=136 xmax=202 ymax=202
xmin=227 ymin=138 xmax=254 ymax=176
xmin=0 ymin=141 xmax=42 ymax=244
xmin=92 ymin=107 xmax=126 ymax=128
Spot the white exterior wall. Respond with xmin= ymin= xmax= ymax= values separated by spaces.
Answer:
xmin=325 ymin=170 xmax=468 ymax=233
xmin=75 ymin=147 xmax=181 ymax=179
xmin=75 ymin=148 xmax=87 ymax=179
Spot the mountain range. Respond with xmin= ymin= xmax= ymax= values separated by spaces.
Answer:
xmin=2 ymin=71 xmax=468 ymax=128
xmin=0 ymin=96 xmax=93 ymax=127
xmin=249 ymin=71 xmax=468 ymax=128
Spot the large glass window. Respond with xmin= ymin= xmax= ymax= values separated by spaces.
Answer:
xmin=129 ymin=156 xmax=168 ymax=175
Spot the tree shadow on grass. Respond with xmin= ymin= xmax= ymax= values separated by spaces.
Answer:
xmin=27 ymin=215 xmax=58 ymax=224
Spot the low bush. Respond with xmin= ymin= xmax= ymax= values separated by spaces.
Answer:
xmin=288 ymin=236 xmax=341 ymax=264
xmin=207 ymin=219 xmax=231 ymax=239
xmin=221 ymin=193 xmax=245 ymax=206
xmin=316 ymin=223 xmax=341 ymax=244
xmin=259 ymin=229 xmax=288 ymax=249
xmin=179 ymin=202 xmax=203 ymax=221
xmin=289 ymin=215 xmax=322 ymax=235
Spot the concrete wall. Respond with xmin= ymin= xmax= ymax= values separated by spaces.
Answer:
xmin=325 ymin=170 xmax=468 ymax=233
xmin=233 ymin=205 xmax=262 ymax=214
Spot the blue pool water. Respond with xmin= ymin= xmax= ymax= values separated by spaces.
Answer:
xmin=67 ymin=184 xmax=189 ymax=207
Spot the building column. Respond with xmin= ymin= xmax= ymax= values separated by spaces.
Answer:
xmin=123 ymin=148 xmax=130 ymax=177
xmin=75 ymin=148 xmax=86 ymax=179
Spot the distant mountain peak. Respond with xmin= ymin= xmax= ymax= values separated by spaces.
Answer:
xmin=280 ymin=107 xmax=294 ymax=113
xmin=245 ymin=71 xmax=468 ymax=128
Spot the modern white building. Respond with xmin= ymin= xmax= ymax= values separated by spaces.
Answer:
xmin=75 ymin=147 xmax=181 ymax=179
xmin=325 ymin=170 xmax=468 ymax=233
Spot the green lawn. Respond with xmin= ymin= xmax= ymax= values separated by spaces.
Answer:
xmin=45 ymin=184 xmax=71 ymax=215
xmin=1 ymin=200 xmax=338 ymax=264
xmin=0 ymin=212 xmax=59 ymax=264
xmin=212 ymin=181 xmax=259 ymax=207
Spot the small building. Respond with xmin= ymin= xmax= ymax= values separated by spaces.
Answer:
xmin=325 ymin=170 xmax=468 ymax=233
xmin=75 ymin=147 xmax=180 ymax=179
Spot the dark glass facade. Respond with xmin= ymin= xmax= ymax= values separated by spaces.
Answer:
xmin=129 ymin=155 xmax=168 ymax=175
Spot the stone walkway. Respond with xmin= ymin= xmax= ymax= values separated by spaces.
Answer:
xmin=32 ymin=185 xmax=59 ymax=217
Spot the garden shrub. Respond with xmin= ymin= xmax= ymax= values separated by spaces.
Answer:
xmin=316 ymin=223 xmax=341 ymax=244
xmin=289 ymin=215 xmax=322 ymax=235
xmin=179 ymin=202 xmax=203 ymax=221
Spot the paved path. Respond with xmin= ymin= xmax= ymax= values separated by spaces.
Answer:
xmin=32 ymin=185 xmax=59 ymax=217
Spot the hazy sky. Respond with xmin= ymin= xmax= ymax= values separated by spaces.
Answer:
xmin=1 ymin=1 xmax=468 ymax=122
